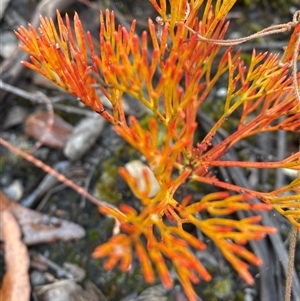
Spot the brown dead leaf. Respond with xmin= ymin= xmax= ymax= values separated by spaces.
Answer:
xmin=24 ymin=111 xmax=73 ymax=149
xmin=0 ymin=210 xmax=30 ymax=301
xmin=0 ymin=190 xmax=85 ymax=245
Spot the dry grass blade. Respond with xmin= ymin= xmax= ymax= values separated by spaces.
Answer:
xmin=0 ymin=210 xmax=30 ymax=301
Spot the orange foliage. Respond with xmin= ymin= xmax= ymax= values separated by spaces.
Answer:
xmin=15 ymin=0 xmax=300 ymax=300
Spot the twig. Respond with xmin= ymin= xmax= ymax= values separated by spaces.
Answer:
xmin=36 ymin=183 xmax=67 ymax=211
xmin=292 ymin=32 xmax=300 ymax=103
xmin=185 ymin=10 xmax=300 ymax=46
xmin=0 ymin=79 xmax=74 ymax=104
xmin=0 ymin=79 xmax=46 ymax=103
xmin=0 ymin=137 xmax=123 ymax=215
xmin=0 ymin=79 xmax=54 ymax=153
xmin=275 ymin=117 xmax=286 ymax=189
xmin=284 ymin=226 xmax=298 ymax=301
xmin=0 ymin=79 xmax=92 ymax=116
xmin=30 ymin=251 xmax=74 ymax=279
xmin=79 ymin=158 xmax=101 ymax=208
xmin=185 ymin=10 xmax=300 ymax=104
xmin=53 ymin=103 xmax=95 ymax=116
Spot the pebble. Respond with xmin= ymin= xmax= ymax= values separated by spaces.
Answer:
xmin=63 ymin=115 xmax=106 ymax=161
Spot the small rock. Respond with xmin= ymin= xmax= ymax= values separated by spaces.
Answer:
xmin=0 ymin=32 xmax=17 ymax=58
xmin=30 ymin=271 xmax=46 ymax=286
xmin=216 ymin=87 xmax=227 ymax=98
xmin=282 ymin=168 xmax=297 ymax=179
xmin=3 ymin=179 xmax=23 ymax=201
xmin=64 ymin=115 xmax=106 ymax=161
xmin=124 ymin=160 xmax=160 ymax=198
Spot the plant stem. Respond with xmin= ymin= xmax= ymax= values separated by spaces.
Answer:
xmin=284 ymin=226 xmax=298 ymax=301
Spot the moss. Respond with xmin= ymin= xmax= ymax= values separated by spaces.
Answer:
xmin=114 ymin=142 xmax=140 ymax=162
xmin=188 ymin=181 xmax=206 ymax=193
xmin=138 ymin=114 xmax=167 ymax=147
xmin=235 ymin=290 xmax=246 ymax=300
xmin=214 ymin=278 xmax=233 ymax=299
xmin=203 ymin=277 xmax=234 ymax=300
xmin=95 ymin=159 xmax=122 ymax=205
xmin=0 ymin=155 xmax=7 ymax=174
xmin=87 ymin=228 xmax=100 ymax=242
xmin=239 ymin=53 xmax=252 ymax=66
xmin=96 ymin=267 xmax=149 ymax=300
